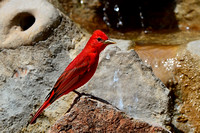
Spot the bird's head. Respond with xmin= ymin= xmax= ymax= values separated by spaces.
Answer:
xmin=87 ymin=30 xmax=116 ymax=53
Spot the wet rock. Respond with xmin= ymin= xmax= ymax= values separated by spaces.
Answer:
xmin=77 ymin=43 xmax=171 ymax=127
xmin=0 ymin=0 xmax=61 ymax=48
xmin=168 ymin=41 xmax=200 ymax=132
xmin=49 ymin=96 xmax=169 ymax=133
xmin=0 ymin=4 xmax=82 ymax=133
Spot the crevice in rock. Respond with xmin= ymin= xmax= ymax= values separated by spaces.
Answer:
xmin=166 ymin=89 xmax=184 ymax=133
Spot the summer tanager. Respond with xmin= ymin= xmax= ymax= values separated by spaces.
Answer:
xmin=30 ymin=30 xmax=116 ymax=124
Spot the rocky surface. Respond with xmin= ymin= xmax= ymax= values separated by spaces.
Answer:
xmin=49 ymin=96 xmax=169 ymax=133
xmin=0 ymin=2 xmax=83 ymax=132
xmin=166 ymin=41 xmax=200 ymax=132
xmin=77 ymin=45 xmax=171 ymax=127
xmin=0 ymin=0 xmax=61 ymax=48
xmin=2 ymin=0 xmax=200 ymax=133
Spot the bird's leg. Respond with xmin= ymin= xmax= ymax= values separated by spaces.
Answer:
xmin=73 ymin=90 xmax=82 ymax=96
xmin=73 ymin=90 xmax=93 ymax=98
xmin=73 ymin=90 xmax=111 ymax=105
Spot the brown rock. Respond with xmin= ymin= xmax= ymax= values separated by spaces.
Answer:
xmin=169 ymin=47 xmax=200 ymax=132
xmin=49 ymin=96 xmax=169 ymax=133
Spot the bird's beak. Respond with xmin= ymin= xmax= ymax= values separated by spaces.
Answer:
xmin=104 ymin=39 xmax=116 ymax=45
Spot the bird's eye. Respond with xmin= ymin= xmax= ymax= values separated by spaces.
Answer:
xmin=97 ymin=38 xmax=102 ymax=42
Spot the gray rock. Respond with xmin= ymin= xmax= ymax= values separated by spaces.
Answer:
xmin=79 ymin=45 xmax=171 ymax=127
xmin=0 ymin=10 xmax=82 ymax=133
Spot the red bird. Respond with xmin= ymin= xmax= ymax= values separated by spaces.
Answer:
xmin=30 ymin=30 xmax=116 ymax=124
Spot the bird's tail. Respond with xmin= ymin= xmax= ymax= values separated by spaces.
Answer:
xmin=29 ymin=100 xmax=50 ymax=124
xmin=29 ymin=90 xmax=56 ymax=124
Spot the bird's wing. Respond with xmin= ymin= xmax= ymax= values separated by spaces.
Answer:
xmin=45 ymin=56 xmax=91 ymax=104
